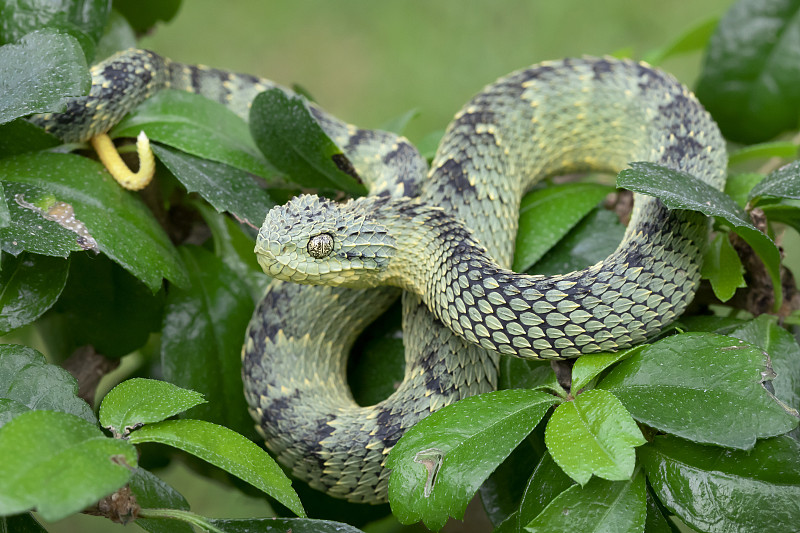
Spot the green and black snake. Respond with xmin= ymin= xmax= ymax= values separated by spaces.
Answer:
xmin=33 ymin=49 xmax=726 ymax=503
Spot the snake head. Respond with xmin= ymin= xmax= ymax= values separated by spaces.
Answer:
xmin=255 ymin=194 xmax=397 ymax=287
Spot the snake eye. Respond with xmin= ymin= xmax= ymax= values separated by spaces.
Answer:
xmin=308 ymin=233 xmax=334 ymax=259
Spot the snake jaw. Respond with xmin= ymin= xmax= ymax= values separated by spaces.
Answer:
xmin=256 ymin=194 xmax=397 ymax=287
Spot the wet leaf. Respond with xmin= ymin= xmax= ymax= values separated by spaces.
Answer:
xmin=524 ymin=470 xmax=646 ymax=533
xmin=618 ymin=162 xmax=781 ymax=307
xmin=700 ymin=233 xmax=745 ymax=302
xmin=0 ymin=29 xmax=89 ymax=124
xmin=0 ymin=152 xmax=188 ymax=291
xmin=0 ymin=344 xmax=94 ymax=428
xmin=128 ymin=468 xmax=193 ymax=533
xmin=570 ymin=346 xmax=643 ymax=393
xmin=127 ymin=418 xmax=305 ymax=517
xmin=499 ymin=357 xmax=555 ymax=392
xmin=513 ymin=183 xmax=613 ymax=272
xmin=112 ymin=90 xmax=275 ymax=179
xmin=0 ymin=119 xmax=60 ymax=158
xmin=695 ymin=0 xmax=800 ymax=143
xmin=545 ymin=389 xmax=645 ymax=485
xmin=0 ymin=252 xmax=68 ymax=335
xmin=598 ymin=332 xmax=798 ymax=449
xmin=205 ymin=517 xmax=365 ymax=533
xmin=640 ymin=435 xmax=800 ymax=533
xmin=748 ymin=159 xmax=800 ymax=206
xmin=99 ymin=378 xmax=206 ymax=437
xmin=0 ymin=410 xmax=137 ymax=521
xmin=387 ymin=389 xmax=557 ymax=531
xmin=160 ymin=246 xmax=255 ymax=438
xmin=250 ymin=88 xmax=367 ymax=195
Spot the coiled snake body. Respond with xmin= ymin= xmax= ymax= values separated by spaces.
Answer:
xmin=35 ymin=50 xmax=726 ymax=503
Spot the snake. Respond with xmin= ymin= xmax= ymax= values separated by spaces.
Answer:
xmin=31 ymin=50 xmax=726 ymax=504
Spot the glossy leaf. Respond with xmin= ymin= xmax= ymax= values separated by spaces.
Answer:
xmin=642 ymin=16 xmax=718 ymax=65
xmin=618 ymin=162 xmax=781 ymax=306
xmin=160 ymin=246 xmax=256 ymax=438
xmin=513 ymin=183 xmax=613 ymax=272
xmin=499 ymin=357 xmax=557 ymax=392
xmin=495 ymin=452 xmax=575 ymax=533
xmin=127 ymin=418 xmax=305 ymax=518
xmin=545 ymin=389 xmax=645 ymax=485
xmin=0 ymin=344 xmax=94 ymax=428
xmin=194 ymin=202 xmax=270 ymax=300
xmin=112 ymin=90 xmax=275 ymax=179
xmin=99 ymin=378 xmax=206 ymax=437
xmin=0 ymin=181 xmax=86 ymax=258
xmin=728 ymin=316 xmax=800 ymax=415
xmin=0 ymin=513 xmax=47 ymax=533
xmin=598 ymin=332 xmax=798 ymax=449
xmin=695 ymin=0 xmax=800 ymax=143
xmin=152 ymin=143 xmax=274 ymax=228
xmin=525 ymin=470 xmax=646 ymax=533
xmin=724 ymin=173 xmax=763 ymax=208
xmin=0 ymin=252 xmax=68 ymax=335
xmin=700 ymin=233 xmax=745 ymax=301
xmin=0 ymin=119 xmax=60 ymax=158
xmin=529 ymin=208 xmax=625 ymax=276
xmin=0 ymin=152 xmax=188 ymax=291
xmin=250 ymin=88 xmax=367 ymax=195
xmin=640 ymin=435 xmax=800 ymax=533
xmin=129 ymin=468 xmax=193 ymax=533
xmin=644 ymin=486 xmax=678 ymax=533
xmin=112 ymin=0 xmax=181 ymax=33
xmin=480 ymin=438 xmax=542 ymax=527
xmin=728 ymin=141 xmax=798 ymax=167
xmin=52 ymin=252 xmax=165 ymax=357
xmin=749 ymin=159 xmax=800 ymax=206
xmin=0 ymin=0 xmax=110 ymax=58
xmin=0 ymin=184 xmax=7 ymax=227
xmin=205 ymin=518 xmax=365 ymax=533
xmin=0 ymin=410 xmax=137 ymax=521
xmin=570 ymin=346 xmax=643 ymax=393
xmin=0 ymin=29 xmax=90 ymax=124
xmin=387 ymin=389 xmax=557 ymax=530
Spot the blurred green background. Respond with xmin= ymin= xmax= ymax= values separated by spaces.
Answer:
xmin=48 ymin=0 xmax=734 ymax=531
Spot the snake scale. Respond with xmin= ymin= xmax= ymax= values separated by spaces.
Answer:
xmin=33 ymin=49 xmax=726 ymax=503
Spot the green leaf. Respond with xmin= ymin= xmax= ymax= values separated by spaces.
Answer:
xmin=0 ymin=0 xmax=110 ymax=59
xmin=545 ymin=389 xmax=645 ymax=485
xmin=205 ymin=518 xmax=365 ymax=533
xmin=525 ymin=470 xmax=646 ymax=533
xmin=760 ymin=200 xmax=800 ymax=235
xmin=598 ymin=332 xmax=798 ymax=449
xmin=380 ymin=108 xmax=419 ymax=135
xmin=194 ymin=202 xmax=270 ymax=300
xmin=0 ymin=184 xmax=8 ymax=228
xmin=0 ymin=29 xmax=90 ymax=124
xmin=0 ymin=410 xmax=137 ymax=521
xmin=0 ymin=182 xmax=86 ymax=257
xmin=495 ymin=452 xmax=575 ymax=533
xmin=0 ymin=152 xmax=188 ymax=291
xmin=695 ymin=0 xmax=800 ymax=143
xmin=112 ymin=90 xmax=276 ymax=179
xmin=128 ymin=468 xmax=193 ymax=533
xmin=499 ymin=357 xmax=557 ymax=392
xmin=728 ymin=316 xmax=800 ymax=415
xmin=112 ymin=0 xmax=181 ymax=34
xmin=52 ymin=252 xmax=165 ymax=357
xmin=640 ymin=435 xmax=800 ymax=533
xmin=480 ymin=438 xmax=542 ymax=527
xmin=700 ymin=233 xmax=746 ymax=301
xmin=749 ymin=160 xmax=800 ymax=206
xmin=94 ymin=10 xmax=136 ymax=61
xmin=127 ymin=418 xmax=305 ymax=518
xmin=513 ymin=183 xmax=613 ymax=272
xmin=529 ymin=208 xmax=626 ymax=276
xmin=417 ymin=129 xmax=445 ymax=161
xmin=0 ymin=119 xmax=60 ymax=158
xmin=0 ymin=253 xmax=68 ymax=335
xmin=99 ymin=378 xmax=206 ymax=437
xmin=618 ymin=161 xmax=782 ymax=307
xmin=644 ymin=486 xmax=678 ymax=533
xmin=0 ymin=513 xmax=47 ymax=532
xmin=0 ymin=344 xmax=95 ymax=428
xmin=642 ymin=16 xmax=718 ymax=65
xmin=387 ymin=389 xmax=557 ymax=531
xmin=152 ymin=143 xmax=274 ymax=229
xmin=249 ymin=88 xmax=367 ymax=195
xmin=728 ymin=141 xmax=798 ymax=167
xmin=724 ymin=173 xmax=764 ymax=208
xmin=161 ymin=246 xmax=256 ymax=438
xmin=570 ymin=346 xmax=643 ymax=393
